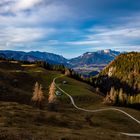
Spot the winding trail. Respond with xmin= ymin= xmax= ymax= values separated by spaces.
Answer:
xmin=53 ymin=75 xmax=140 ymax=136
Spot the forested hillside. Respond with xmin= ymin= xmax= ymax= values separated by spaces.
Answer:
xmin=92 ymin=52 xmax=140 ymax=108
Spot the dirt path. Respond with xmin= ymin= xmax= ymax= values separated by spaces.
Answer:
xmin=54 ymin=75 xmax=140 ymax=137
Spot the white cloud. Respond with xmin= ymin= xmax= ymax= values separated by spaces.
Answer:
xmin=11 ymin=0 xmax=42 ymax=12
xmin=64 ymin=21 xmax=140 ymax=54
xmin=0 ymin=0 xmax=75 ymax=51
xmin=0 ymin=0 xmax=74 ymax=27
xmin=86 ymin=25 xmax=140 ymax=47
xmin=0 ymin=0 xmax=43 ymax=13
xmin=0 ymin=27 xmax=56 ymax=49
xmin=66 ymin=40 xmax=100 ymax=45
xmin=95 ymin=28 xmax=140 ymax=38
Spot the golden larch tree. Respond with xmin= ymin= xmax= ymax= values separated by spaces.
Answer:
xmin=32 ymin=82 xmax=45 ymax=109
xmin=48 ymin=81 xmax=57 ymax=111
xmin=48 ymin=81 xmax=56 ymax=103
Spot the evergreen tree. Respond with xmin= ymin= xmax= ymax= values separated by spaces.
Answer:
xmin=118 ymin=88 xmax=124 ymax=105
xmin=65 ymin=68 xmax=71 ymax=76
xmin=130 ymin=96 xmax=134 ymax=104
xmin=136 ymin=94 xmax=140 ymax=103
xmin=110 ymin=87 xmax=115 ymax=101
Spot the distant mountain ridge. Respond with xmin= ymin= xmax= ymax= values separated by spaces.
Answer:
xmin=69 ymin=49 xmax=120 ymax=67
xmin=0 ymin=50 xmax=68 ymax=65
xmin=0 ymin=49 xmax=121 ymax=68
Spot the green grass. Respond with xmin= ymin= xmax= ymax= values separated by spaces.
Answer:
xmin=56 ymin=76 xmax=103 ymax=108
xmin=55 ymin=76 xmax=140 ymax=135
xmin=0 ymin=61 xmax=140 ymax=140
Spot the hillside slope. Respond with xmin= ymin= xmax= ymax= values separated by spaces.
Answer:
xmin=92 ymin=52 xmax=140 ymax=108
xmin=94 ymin=52 xmax=140 ymax=93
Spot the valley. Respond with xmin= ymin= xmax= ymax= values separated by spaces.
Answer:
xmin=73 ymin=64 xmax=106 ymax=77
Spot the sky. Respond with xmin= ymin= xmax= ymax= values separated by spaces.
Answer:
xmin=0 ymin=0 xmax=140 ymax=58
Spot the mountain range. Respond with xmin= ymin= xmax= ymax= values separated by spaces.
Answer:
xmin=0 ymin=49 xmax=120 ymax=67
xmin=0 ymin=50 xmax=67 ymax=65
xmin=69 ymin=49 xmax=120 ymax=67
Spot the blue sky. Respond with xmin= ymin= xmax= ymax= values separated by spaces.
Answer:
xmin=0 ymin=0 xmax=140 ymax=58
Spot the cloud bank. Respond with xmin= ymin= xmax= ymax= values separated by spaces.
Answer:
xmin=0 ymin=0 xmax=140 ymax=58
